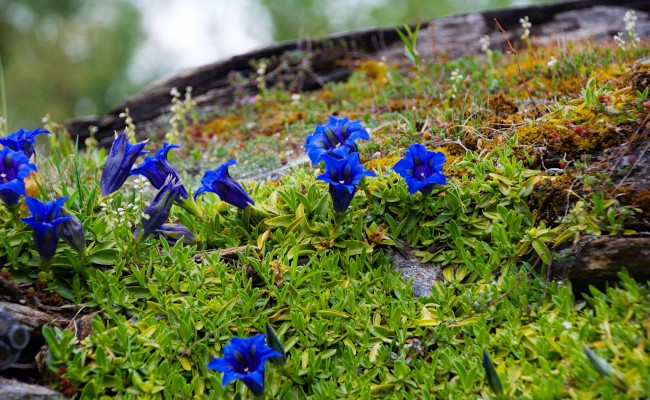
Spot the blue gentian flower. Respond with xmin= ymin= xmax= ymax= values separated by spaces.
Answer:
xmin=194 ymin=160 xmax=254 ymax=210
xmin=0 ymin=127 xmax=50 ymax=159
xmin=58 ymin=209 xmax=86 ymax=254
xmin=100 ymin=130 xmax=148 ymax=197
xmin=131 ymin=142 xmax=188 ymax=199
xmin=316 ymin=152 xmax=375 ymax=213
xmin=154 ymin=223 xmax=197 ymax=246
xmin=0 ymin=148 xmax=37 ymax=207
xmin=135 ymin=178 xmax=183 ymax=241
xmin=21 ymin=197 xmax=72 ymax=261
xmin=206 ymin=334 xmax=281 ymax=396
xmin=392 ymin=144 xmax=446 ymax=195
xmin=482 ymin=350 xmax=504 ymax=396
xmin=305 ymin=116 xmax=370 ymax=166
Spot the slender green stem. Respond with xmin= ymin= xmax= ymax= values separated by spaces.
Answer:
xmin=8 ymin=204 xmax=21 ymax=229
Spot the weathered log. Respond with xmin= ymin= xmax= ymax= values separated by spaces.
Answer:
xmin=66 ymin=0 xmax=650 ymax=147
xmin=0 ymin=377 xmax=62 ymax=400
xmin=552 ymin=236 xmax=650 ymax=293
xmin=0 ymin=302 xmax=58 ymax=333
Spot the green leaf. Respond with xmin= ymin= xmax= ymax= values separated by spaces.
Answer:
xmin=317 ymin=309 xmax=351 ymax=319
xmin=334 ymin=240 xmax=372 ymax=256
xmin=532 ymin=238 xmax=551 ymax=265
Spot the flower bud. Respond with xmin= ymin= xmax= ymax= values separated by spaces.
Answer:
xmin=482 ymin=349 xmax=504 ymax=397
xmin=58 ymin=208 xmax=86 ymax=254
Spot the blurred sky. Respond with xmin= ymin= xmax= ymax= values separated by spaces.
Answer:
xmin=128 ymin=0 xmax=542 ymax=82
xmin=128 ymin=0 xmax=272 ymax=83
xmin=0 ymin=0 xmax=552 ymax=128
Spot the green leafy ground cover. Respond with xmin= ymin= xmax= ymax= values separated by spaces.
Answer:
xmin=1 ymin=18 xmax=650 ymax=399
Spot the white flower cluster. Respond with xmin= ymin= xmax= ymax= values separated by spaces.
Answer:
xmin=625 ymin=10 xmax=640 ymax=48
xmin=614 ymin=32 xmax=626 ymax=49
xmin=132 ymin=175 xmax=150 ymax=191
xmin=480 ymin=35 xmax=490 ymax=54
xmin=547 ymin=56 xmax=558 ymax=69
xmin=119 ymin=108 xmax=137 ymax=142
xmin=167 ymin=86 xmax=195 ymax=144
xmin=99 ymin=176 xmax=150 ymax=229
xmin=447 ymin=69 xmax=464 ymax=100
xmin=450 ymin=69 xmax=463 ymax=84
xmin=520 ymin=16 xmax=531 ymax=41
xmin=615 ymin=10 xmax=640 ymax=49
xmin=99 ymin=197 xmax=135 ymax=229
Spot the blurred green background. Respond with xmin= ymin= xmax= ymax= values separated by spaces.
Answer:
xmin=0 ymin=0 xmax=553 ymax=130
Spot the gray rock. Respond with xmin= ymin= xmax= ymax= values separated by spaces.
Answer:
xmin=390 ymin=243 xmax=443 ymax=297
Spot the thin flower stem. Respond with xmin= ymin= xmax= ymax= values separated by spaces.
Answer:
xmin=494 ymin=19 xmax=537 ymax=110
xmin=9 ymin=205 xmax=20 ymax=229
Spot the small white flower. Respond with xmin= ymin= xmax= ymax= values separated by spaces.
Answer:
xmin=614 ymin=32 xmax=626 ymax=49
xmin=480 ymin=35 xmax=491 ymax=53
xmin=624 ymin=10 xmax=637 ymax=33
xmin=291 ymin=94 xmax=301 ymax=102
xmin=450 ymin=69 xmax=463 ymax=84
xmin=547 ymin=56 xmax=558 ymax=68
xmin=256 ymin=62 xmax=267 ymax=75
xmin=562 ymin=321 xmax=572 ymax=330
xmin=41 ymin=116 xmax=49 ymax=124
xmin=520 ymin=16 xmax=531 ymax=40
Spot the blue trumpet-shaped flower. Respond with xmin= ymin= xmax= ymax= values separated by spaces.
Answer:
xmin=154 ymin=223 xmax=197 ymax=246
xmin=194 ymin=160 xmax=254 ymax=210
xmin=100 ymin=130 xmax=148 ymax=197
xmin=131 ymin=142 xmax=188 ymax=199
xmin=21 ymin=197 xmax=71 ymax=261
xmin=135 ymin=178 xmax=182 ymax=241
xmin=206 ymin=334 xmax=281 ymax=397
xmin=317 ymin=152 xmax=375 ymax=213
xmin=392 ymin=144 xmax=446 ymax=195
xmin=0 ymin=127 xmax=50 ymax=159
xmin=305 ymin=116 xmax=370 ymax=166
xmin=0 ymin=148 xmax=37 ymax=207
